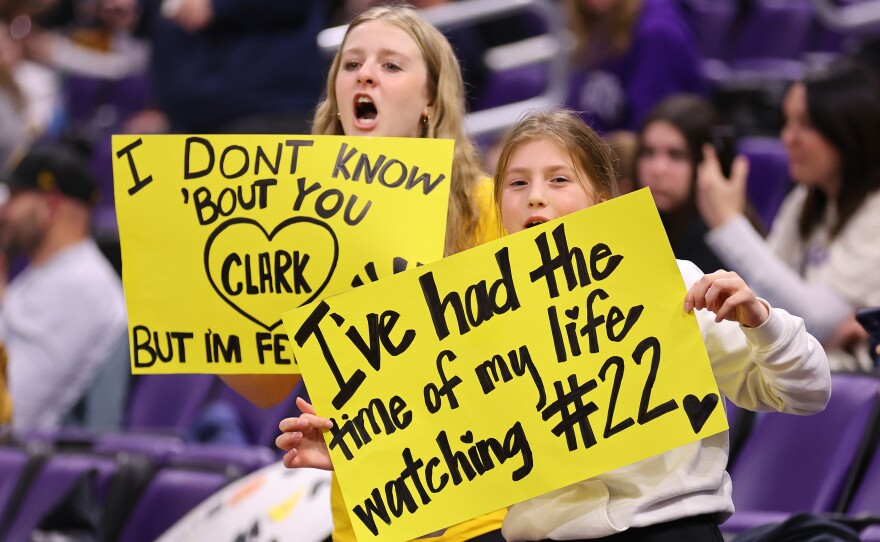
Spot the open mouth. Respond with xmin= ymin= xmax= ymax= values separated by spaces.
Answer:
xmin=525 ymin=218 xmax=547 ymax=229
xmin=355 ymin=95 xmax=377 ymax=124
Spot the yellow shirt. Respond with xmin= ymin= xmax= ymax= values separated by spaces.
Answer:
xmin=329 ymin=177 xmax=506 ymax=541
xmin=471 ymin=176 xmax=501 ymax=248
xmin=0 ymin=343 xmax=12 ymax=426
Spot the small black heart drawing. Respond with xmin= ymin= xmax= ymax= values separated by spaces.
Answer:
xmin=204 ymin=217 xmax=339 ymax=331
xmin=565 ymin=306 xmax=580 ymax=320
xmin=683 ymin=393 xmax=719 ymax=433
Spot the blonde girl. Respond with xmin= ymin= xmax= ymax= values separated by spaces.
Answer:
xmin=227 ymin=4 xmax=504 ymax=542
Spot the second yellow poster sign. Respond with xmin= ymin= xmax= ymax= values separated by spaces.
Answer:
xmin=112 ymin=134 xmax=453 ymax=374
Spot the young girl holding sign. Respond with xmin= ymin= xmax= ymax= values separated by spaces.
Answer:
xmin=278 ymin=110 xmax=831 ymax=541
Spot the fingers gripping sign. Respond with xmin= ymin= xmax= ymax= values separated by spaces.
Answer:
xmin=277 ymin=397 xmax=335 ymax=470
xmin=684 ymin=270 xmax=769 ymax=328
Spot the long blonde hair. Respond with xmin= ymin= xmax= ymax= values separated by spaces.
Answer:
xmin=312 ymin=3 xmax=484 ymax=255
xmin=493 ymin=109 xmax=620 ymax=230
xmin=564 ymin=0 xmax=642 ymax=66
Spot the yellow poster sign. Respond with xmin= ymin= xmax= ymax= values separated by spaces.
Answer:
xmin=283 ymin=189 xmax=727 ymax=542
xmin=112 ymin=135 xmax=452 ymax=374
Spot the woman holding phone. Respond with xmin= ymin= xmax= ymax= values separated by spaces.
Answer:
xmin=696 ymin=59 xmax=880 ymax=371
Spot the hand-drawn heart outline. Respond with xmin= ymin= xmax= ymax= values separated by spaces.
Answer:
xmin=682 ymin=393 xmax=719 ymax=434
xmin=204 ymin=217 xmax=339 ymax=331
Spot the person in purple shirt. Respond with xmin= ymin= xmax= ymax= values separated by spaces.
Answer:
xmin=565 ymin=0 xmax=705 ymax=134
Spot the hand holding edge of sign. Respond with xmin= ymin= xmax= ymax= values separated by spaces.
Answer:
xmin=684 ymin=270 xmax=770 ymax=328
xmin=277 ymin=397 xmax=335 ymax=470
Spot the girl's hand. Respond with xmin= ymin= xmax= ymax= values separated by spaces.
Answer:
xmin=695 ymin=145 xmax=749 ymax=228
xmin=276 ymin=397 xmax=335 ymax=470
xmin=684 ymin=270 xmax=769 ymax=328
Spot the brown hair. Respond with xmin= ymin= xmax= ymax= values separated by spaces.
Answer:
xmin=312 ymin=3 xmax=484 ymax=255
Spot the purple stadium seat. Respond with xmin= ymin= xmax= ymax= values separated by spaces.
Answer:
xmin=0 ymin=447 xmax=29 ymax=520
xmin=701 ymin=1 xmax=814 ymax=102
xmin=175 ymin=442 xmax=277 ymax=476
xmin=476 ymin=65 xmax=548 ymax=111
xmin=116 ymin=467 xmax=229 ymax=542
xmin=728 ymin=57 xmax=805 ymax=82
xmin=93 ymin=433 xmax=185 ymax=464
xmin=733 ymin=1 xmax=815 ymax=61
xmin=808 ymin=19 xmax=848 ymax=55
xmin=722 ymin=373 xmax=880 ymax=534
xmin=863 ymin=525 xmax=880 ymax=541
xmin=725 ymin=397 xmax=742 ymax=427
xmin=94 ymin=432 xmax=274 ymax=476
xmin=124 ymin=374 xmax=218 ymax=436
xmin=724 ymin=398 xmax=757 ymax=471
xmin=737 ymin=136 xmax=793 ymax=229
xmin=680 ymin=0 xmax=738 ymax=62
xmin=17 ymin=427 xmax=95 ymax=448
xmin=2 ymin=453 xmax=118 ymax=541
xmin=843 ymin=425 xmax=880 ymax=517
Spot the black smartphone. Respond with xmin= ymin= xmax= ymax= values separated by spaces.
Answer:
xmin=711 ymin=125 xmax=737 ymax=179
xmin=856 ymin=307 xmax=880 ymax=343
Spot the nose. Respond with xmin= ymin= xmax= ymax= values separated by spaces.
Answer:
xmin=639 ymin=155 xmax=665 ymax=184
xmin=643 ymin=154 xmax=665 ymax=175
xmin=527 ymin=183 xmax=547 ymax=208
xmin=780 ymin=122 xmax=795 ymax=148
xmin=357 ymin=62 xmax=376 ymax=86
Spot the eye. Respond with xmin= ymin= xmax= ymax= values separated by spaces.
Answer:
xmin=508 ymin=178 xmax=527 ymax=188
xmin=550 ymin=176 xmax=571 ymax=184
xmin=342 ymin=60 xmax=361 ymax=71
xmin=668 ymin=150 xmax=689 ymax=162
xmin=383 ymin=62 xmax=402 ymax=72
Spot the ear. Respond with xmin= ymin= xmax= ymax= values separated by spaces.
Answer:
xmin=44 ymin=190 xmax=65 ymax=214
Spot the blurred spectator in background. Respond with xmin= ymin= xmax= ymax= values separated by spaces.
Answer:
xmin=11 ymin=0 xmax=151 ymax=224
xmin=636 ymin=95 xmax=725 ymax=274
xmin=636 ymin=94 xmax=763 ymax=275
xmin=127 ymin=0 xmax=330 ymax=134
xmin=565 ymin=0 xmax=704 ymax=134
xmin=21 ymin=0 xmax=148 ymax=82
xmin=0 ymin=18 xmax=61 ymax=140
xmin=0 ymin=146 xmax=126 ymax=430
xmin=697 ymin=60 xmax=880 ymax=372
